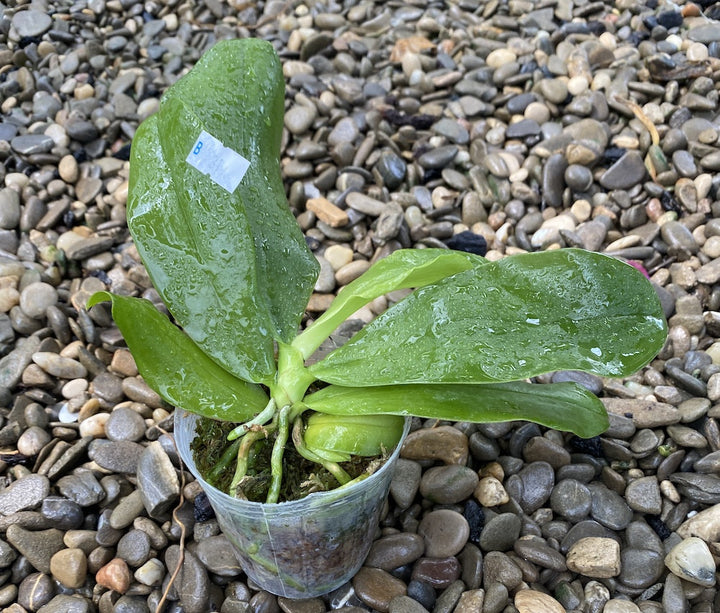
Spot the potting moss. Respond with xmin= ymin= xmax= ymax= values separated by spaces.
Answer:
xmin=190 ymin=415 xmax=381 ymax=502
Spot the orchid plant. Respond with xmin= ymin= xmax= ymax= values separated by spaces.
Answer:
xmin=89 ymin=39 xmax=667 ymax=503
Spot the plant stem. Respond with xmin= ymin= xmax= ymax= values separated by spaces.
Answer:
xmin=291 ymin=418 xmax=351 ymax=485
xmin=266 ymin=405 xmax=291 ymax=504
xmin=229 ymin=430 xmax=265 ymax=494
xmin=227 ymin=398 xmax=276 ymax=441
xmin=207 ymin=438 xmax=241 ymax=484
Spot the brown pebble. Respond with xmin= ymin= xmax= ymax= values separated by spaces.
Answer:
xmin=95 ymin=557 xmax=131 ymax=593
xmin=514 ymin=589 xmax=565 ymax=613
xmin=352 ymin=567 xmax=406 ymax=612
xmin=306 ymin=197 xmax=349 ymax=228
xmin=401 ymin=425 xmax=469 ymax=464
xmin=50 ymin=548 xmax=87 ymax=589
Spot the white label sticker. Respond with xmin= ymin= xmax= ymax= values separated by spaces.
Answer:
xmin=185 ymin=130 xmax=250 ymax=193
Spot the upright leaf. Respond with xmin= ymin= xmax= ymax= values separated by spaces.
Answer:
xmin=309 ymin=249 xmax=667 ymax=386
xmin=87 ymin=292 xmax=269 ymax=422
xmin=304 ymin=380 xmax=609 ymax=439
xmin=293 ymin=249 xmax=488 ymax=358
xmin=128 ymin=39 xmax=318 ymax=383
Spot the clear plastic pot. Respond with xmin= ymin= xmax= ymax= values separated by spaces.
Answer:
xmin=174 ymin=409 xmax=410 ymax=598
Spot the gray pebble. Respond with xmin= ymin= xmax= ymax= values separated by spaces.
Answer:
xmin=11 ymin=9 xmax=53 ymax=37
xmin=137 ymin=441 xmax=180 ymax=517
xmin=417 ymin=145 xmax=458 ymax=169
xmin=40 ymin=497 xmax=83 ymax=530
xmin=105 ymin=406 xmax=146 ymax=442
xmin=624 ymin=476 xmax=662 ymax=514
xmin=419 ymin=465 xmax=478 ymax=504
xmin=6 ymin=525 xmax=64 ymax=574
xmin=195 ymin=535 xmax=243 ymax=576
xmin=0 ymin=189 xmax=20 ymax=230
xmin=505 ymin=461 xmax=554 ymax=514
xmin=513 ymin=537 xmax=567 ymax=571
xmin=116 ymin=529 xmax=152 ymax=567
xmin=11 ymin=135 xmax=55 ymax=156
xmin=479 ymin=513 xmax=521 ymax=552
xmin=88 ymin=440 xmax=144 ymax=473
xmin=418 ymin=509 xmax=469 ymax=557
xmin=56 ymin=470 xmax=106 ymax=507
xmin=599 ymin=151 xmax=647 ymax=190
xmin=389 ymin=458 xmax=421 ymax=509
xmin=618 ymin=548 xmax=664 ymax=589
xmin=0 ymin=474 xmax=49 ymax=515
xmin=550 ymin=479 xmax=592 ymax=521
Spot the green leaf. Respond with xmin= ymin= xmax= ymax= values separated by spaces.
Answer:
xmin=87 ymin=292 xmax=269 ymax=422
xmin=304 ymin=380 xmax=609 ymax=439
xmin=303 ymin=413 xmax=406 ymax=462
xmin=293 ymin=248 xmax=487 ymax=358
xmin=309 ymin=249 xmax=667 ymax=386
xmin=128 ymin=39 xmax=318 ymax=383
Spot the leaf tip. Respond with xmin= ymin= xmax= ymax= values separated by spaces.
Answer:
xmin=87 ymin=291 xmax=112 ymax=310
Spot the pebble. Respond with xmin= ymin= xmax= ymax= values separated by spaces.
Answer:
xmin=419 ymin=465 xmax=478 ymax=504
xmin=479 ymin=513 xmax=521 ymax=552
xmin=401 ymin=426 xmax=468 ymax=464
xmin=353 ymin=567 xmax=407 ymax=612
xmin=417 ymin=510 xmax=469 ymax=557
xmin=137 ymin=441 xmax=180 ymax=517
xmin=105 ymin=407 xmax=146 ymax=442
xmin=50 ymin=548 xmax=87 ymax=589
xmin=6 ymin=525 xmax=64 ymax=574
xmin=365 ymin=533 xmax=425 ymax=570
xmin=95 ymin=557 xmax=131 ymax=594
xmin=514 ymin=590 xmax=565 ymax=613
xmin=664 ymin=536 xmax=716 ymax=586
xmin=0 ymin=474 xmax=49 ymax=515
xmin=566 ymin=537 xmax=621 ymax=577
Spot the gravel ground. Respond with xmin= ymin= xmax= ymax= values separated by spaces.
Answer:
xmin=1 ymin=0 xmax=720 ymax=611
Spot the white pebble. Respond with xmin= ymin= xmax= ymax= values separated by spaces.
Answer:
xmin=79 ymin=412 xmax=109 ymax=438
xmin=687 ymin=42 xmax=709 ymax=62
xmin=664 ymin=537 xmax=716 ymax=587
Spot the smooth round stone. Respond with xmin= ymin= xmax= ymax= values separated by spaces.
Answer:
xmin=19 ymin=283 xmax=57 ymax=320
xmin=12 ymin=9 xmax=53 ymax=36
xmin=116 ymin=529 xmax=151 ymax=567
xmin=486 ymin=48 xmax=517 ymax=68
xmin=588 ymin=484 xmax=633 ymax=530
xmin=505 ymin=461 xmax=554 ymax=514
xmin=672 ymin=150 xmax=698 ymax=177
xmin=538 ymin=78 xmax=568 ymax=104
xmin=523 ymin=437 xmax=570 ymax=468
xmin=353 ymin=567 xmax=407 ymax=612
xmin=505 ymin=119 xmax=541 ymax=139
xmin=479 ymin=513 xmax=521 ymax=551
xmin=389 ymin=458 xmax=421 ymax=510
xmin=134 ymin=558 xmax=165 ymax=587
xmin=17 ymin=426 xmax=51 ymax=457
xmin=417 ymin=510 xmax=469 ymax=557
xmin=328 ymin=117 xmax=359 ymax=147
xmin=550 ymin=479 xmax=592 ymax=521
xmin=0 ymin=474 xmax=50 ymax=515
xmin=661 ymin=221 xmax=698 ymax=254
xmin=284 ymin=104 xmax=316 ymax=135
xmin=419 ymin=465 xmax=479 ymax=504
xmin=618 ymin=549 xmax=664 ymax=589
xmin=410 ymin=557 xmax=461 ymax=589
xmin=365 ymin=533 xmax=425 ymax=571
xmin=50 ymin=548 xmax=87 ymax=589
xmin=564 ymin=164 xmax=593 ymax=192
xmin=375 ymin=150 xmax=407 ymax=190
xmin=515 ymin=590 xmax=565 ymax=613
xmin=105 ymin=407 xmax=146 ymax=443
xmin=417 ymin=145 xmax=458 ymax=169
xmin=664 ymin=536 xmax=716 ymax=586
xmin=32 ymin=353 xmax=87 ymax=379
xmin=483 ymin=551 xmax=523 ymax=589
xmin=433 ymin=118 xmax=469 ymax=144
xmin=17 ymin=572 xmax=55 ymax=611
xmin=513 ymin=537 xmax=567 ymax=571
xmin=401 ymin=425 xmax=468 ymax=465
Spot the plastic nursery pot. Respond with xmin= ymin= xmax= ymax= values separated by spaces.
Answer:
xmin=174 ymin=409 xmax=411 ymax=598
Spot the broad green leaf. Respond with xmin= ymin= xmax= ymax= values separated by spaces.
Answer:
xmin=303 ymin=413 xmax=406 ymax=462
xmin=304 ymin=380 xmax=609 ymax=439
xmin=128 ymin=39 xmax=318 ymax=383
xmin=87 ymin=292 xmax=269 ymax=422
xmin=293 ymin=248 xmax=488 ymax=358
xmin=309 ymin=249 xmax=667 ymax=386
